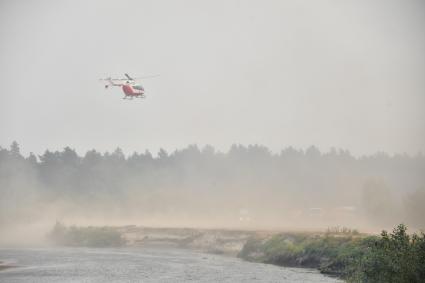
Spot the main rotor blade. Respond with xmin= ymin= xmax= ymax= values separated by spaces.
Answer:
xmin=99 ymin=78 xmax=127 ymax=81
xmin=99 ymin=74 xmax=160 ymax=82
xmin=131 ymin=74 xmax=160 ymax=80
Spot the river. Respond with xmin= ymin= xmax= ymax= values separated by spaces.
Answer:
xmin=0 ymin=247 xmax=342 ymax=282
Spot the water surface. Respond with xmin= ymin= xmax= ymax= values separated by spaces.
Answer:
xmin=0 ymin=247 xmax=342 ymax=282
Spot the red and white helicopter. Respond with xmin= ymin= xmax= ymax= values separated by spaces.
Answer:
xmin=100 ymin=73 xmax=158 ymax=99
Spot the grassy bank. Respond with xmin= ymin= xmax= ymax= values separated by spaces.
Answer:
xmin=238 ymin=225 xmax=425 ymax=282
xmin=238 ymin=228 xmax=370 ymax=278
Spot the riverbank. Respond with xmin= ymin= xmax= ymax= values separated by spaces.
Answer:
xmin=237 ymin=230 xmax=372 ymax=279
xmin=47 ymin=223 xmax=425 ymax=282
xmin=46 ymin=223 xmax=362 ymax=280
xmin=49 ymin=222 xmax=274 ymax=256
xmin=238 ymin=224 xmax=425 ymax=282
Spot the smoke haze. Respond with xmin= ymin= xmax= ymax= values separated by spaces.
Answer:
xmin=1 ymin=0 xmax=424 ymax=156
xmin=0 ymin=0 xmax=424 ymax=246
xmin=1 ymin=143 xmax=424 ymax=245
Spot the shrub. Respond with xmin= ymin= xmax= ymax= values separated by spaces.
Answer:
xmin=349 ymin=224 xmax=425 ymax=283
xmin=48 ymin=222 xmax=125 ymax=247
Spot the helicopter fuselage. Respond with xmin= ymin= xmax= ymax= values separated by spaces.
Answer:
xmin=122 ymin=83 xmax=144 ymax=97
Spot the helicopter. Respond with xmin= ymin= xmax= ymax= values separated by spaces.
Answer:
xmin=100 ymin=73 xmax=158 ymax=99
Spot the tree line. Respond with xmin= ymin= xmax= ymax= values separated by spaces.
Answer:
xmin=1 ymin=141 xmax=424 ymax=230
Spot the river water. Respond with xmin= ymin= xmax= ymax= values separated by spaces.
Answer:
xmin=0 ymin=247 xmax=342 ymax=282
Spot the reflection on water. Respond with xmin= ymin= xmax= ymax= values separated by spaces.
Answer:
xmin=0 ymin=247 xmax=342 ymax=282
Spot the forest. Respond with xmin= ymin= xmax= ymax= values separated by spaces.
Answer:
xmin=1 ymin=141 xmax=424 ymax=242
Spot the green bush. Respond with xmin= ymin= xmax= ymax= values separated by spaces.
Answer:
xmin=49 ymin=222 xmax=125 ymax=247
xmin=349 ymin=224 xmax=425 ymax=283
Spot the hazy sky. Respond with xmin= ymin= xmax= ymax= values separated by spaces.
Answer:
xmin=1 ymin=0 xmax=424 ymax=156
